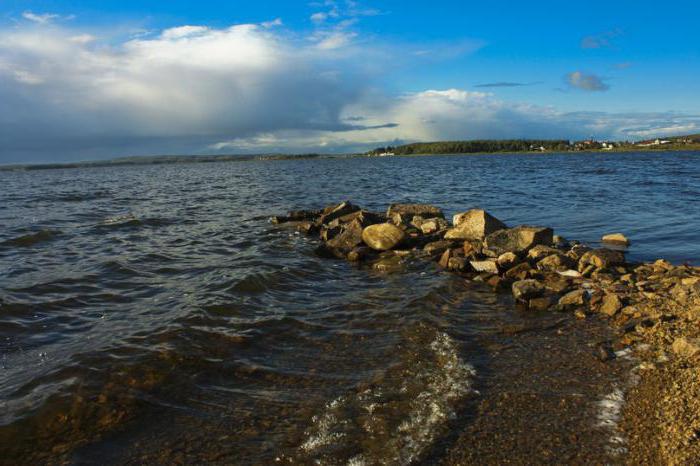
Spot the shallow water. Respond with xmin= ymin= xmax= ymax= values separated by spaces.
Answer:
xmin=0 ymin=151 xmax=698 ymax=464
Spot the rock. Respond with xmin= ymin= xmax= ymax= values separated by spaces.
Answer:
xmin=595 ymin=343 xmax=616 ymax=362
xmin=552 ymin=235 xmax=568 ymax=248
xmin=484 ymin=226 xmax=553 ymax=254
xmin=327 ymin=210 xmax=383 ymax=229
xmin=463 ymin=240 xmax=482 ymax=258
xmin=424 ymin=240 xmax=454 ymax=255
xmin=362 ymin=223 xmax=405 ymax=251
xmin=387 ymin=204 xmax=444 ymax=220
xmin=497 ymin=252 xmax=519 ymax=269
xmin=446 ymin=209 xmax=506 ymax=240
xmin=558 ymin=289 xmax=588 ymax=308
xmin=271 ymin=209 xmax=320 ymax=224
xmin=448 ymin=257 xmax=469 ymax=271
xmin=438 ymin=249 xmax=453 ymax=268
xmin=504 ymin=262 xmax=533 ymax=281
xmin=537 ymin=253 xmax=576 ymax=272
xmin=347 ymin=246 xmax=374 ymax=262
xmin=420 ymin=218 xmax=449 ymax=235
xmin=671 ymin=337 xmax=700 ymax=359
xmin=487 ymin=275 xmax=508 ymax=291
xmin=296 ymin=221 xmax=319 ymax=235
xmin=528 ymin=245 xmax=561 ymax=261
xmin=326 ymin=219 xmax=364 ymax=252
xmin=574 ymin=309 xmax=587 ymax=319
xmin=320 ymin=201 xmax=360 ymax=225
xmin=579 ymin=248 xmax=625 ymax=270
xmin=602 ymin=233 xmax=630 ymax=246
xmin=558 ymin=269 xmax=582 ymax=278
xmin=372 ymin=255 xmax=405 ymax=273
xmin=512 ymin=279 xmax=545 ymax=302
xmin=567 ymin=244 xmax=592 ymax=260
xmin=528 ymin=296 xmax=555 ymax=311
xmin=599 ymin=293 xmax=623 ymax=317
xmin=470 ymin=259 xmax=499 ymax=274
xmin=541 ymin=272 xmax=572 ymax=293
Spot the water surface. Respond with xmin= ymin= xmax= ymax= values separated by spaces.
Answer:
xmin=1 ymin=151 xmax=699 ymax=464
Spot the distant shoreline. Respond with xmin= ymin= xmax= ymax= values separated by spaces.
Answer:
xmin=1 ymin=145 xmax=699 ymax=172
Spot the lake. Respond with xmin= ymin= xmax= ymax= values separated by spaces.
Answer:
xmin=1 ymin=151 xmax=699 ymax=464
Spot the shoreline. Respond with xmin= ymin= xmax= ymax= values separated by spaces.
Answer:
xmin=274 ymin=201 xmax=700 ymax=463
xmin=1 ymin=147 xmax=699 ymax=172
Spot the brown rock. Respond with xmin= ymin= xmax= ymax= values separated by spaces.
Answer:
xmin=579 ymin=248 xmax=625 ymax=270
xmin=420 ymin=218 xmax=449 ymax=235
xmin=537 ymin=253 xmax=576 ymax=272
xmin=512 ymin=279 xmax=545 ymax=302
xmin=484 ymin=225 xmax=553 ymax=254
xmin=438 ymin=249 xmax=453 ymax=268
xmin=319 ymin=201 xmax=360 ymax=225
xmin=671 ymin=337 xmax=700 ymax=359
xmin=372 ymin=255 xmax=405 ymax=273
xmin=448 ymin=257 xmax=468 ymax=271
xmin=424 ymin=240 xmax=454 ymax=255
xmin=602 ymin=233 xmax=630 ymax=246
xmin=558 ymin=289 xmax=588 ymax=308
xmin=529 ymin=296 xmax=555 ymax=311
xmin=446 ymin=209 xmax=506 ymax=240
xmin=487 ymin=275 xmax=508 ymax=290
xmin=528 ymin=245 xmax=560 ymax=261
xmin=599 ymin=293 xmax=623 ymax=316
xmin=504 ymin=262 xmax=533 ymax=281
xmin=362 ymin=223 xmax=405 ymax=251
xmin=327 ymin=210 xmax=383 ymax=229
xmin=387 ymin=204 xmax=444 ymax=220
xmin=326 ymin=219 xmax=364 ymax=251
xmin=470 ymin=259 xmax=499 ymax=274
xmin=497 ymin=252 xmax=519 ymax=269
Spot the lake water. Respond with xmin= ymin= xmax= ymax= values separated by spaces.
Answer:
xmin=1 ymin=151 xmax=699 ymax=464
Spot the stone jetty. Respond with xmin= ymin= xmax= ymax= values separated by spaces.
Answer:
xmin=273 ymin=200 xmax=700 ymax=463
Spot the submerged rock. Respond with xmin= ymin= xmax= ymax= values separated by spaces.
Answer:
xmin=512 ymin=279 xmax=545 ymax=302
xmin=446 ymin=209 xmax=506 ymax=240
xmin=485 ymin=226 xmax=553 ymax=254
xmin=362 ymin=223 xmax=406 ymax=251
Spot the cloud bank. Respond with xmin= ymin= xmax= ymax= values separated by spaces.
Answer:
xmin=0 ymin=17 xmax=697 ymax=163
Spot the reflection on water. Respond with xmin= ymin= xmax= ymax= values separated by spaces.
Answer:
xmin=0 ymin=151 xmax=698 ymax=464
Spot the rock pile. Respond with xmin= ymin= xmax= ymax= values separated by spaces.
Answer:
xmin=273 ymin=200 xmax=700 ymax=463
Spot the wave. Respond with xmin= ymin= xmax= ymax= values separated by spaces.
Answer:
xmin=1 ymin=229 xmax=59 ymax=248
xmin=296 ymin=330 xmax=476 ymax=465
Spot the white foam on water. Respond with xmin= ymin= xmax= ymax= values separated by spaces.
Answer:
xmin=595 ymin=344 xmax=648 ymax=458
xmin=297 ymin=331 xmax=476 ymax=465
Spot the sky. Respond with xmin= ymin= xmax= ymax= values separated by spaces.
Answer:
xmin=1 ymin=1 xmax=699 ymax=163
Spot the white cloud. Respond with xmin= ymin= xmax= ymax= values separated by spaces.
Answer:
xmin=0 ymin=20 xmax=696 ymax=162
xmin=22 ymin=11 xmax=60 ymax=24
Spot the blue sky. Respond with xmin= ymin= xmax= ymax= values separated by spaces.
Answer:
xmin=1 ymin=0 xmax=699 ymax=162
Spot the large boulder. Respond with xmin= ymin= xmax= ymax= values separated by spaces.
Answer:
xmin=362 ymin=223 xmax=406 ymax=251
xmin=386 ymin=204 xmax=444 ymax=223
xmin=445 ymin=209 xmax=506 ymax=240
xmin=579 ymin=248 xmax=625 ymax=270
xmin=485 ymin=226 xmax=553 ymax=254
